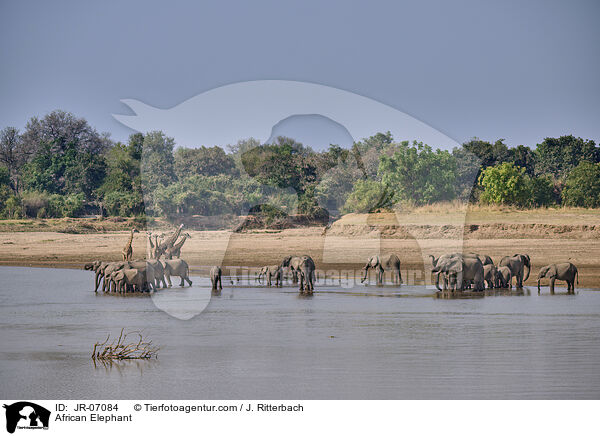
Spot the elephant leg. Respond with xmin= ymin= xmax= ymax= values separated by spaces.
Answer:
xmin=179 ymin=276 xmax=185 ymax=287
xmin=165 ymin=272 xmax=172 ymax=287
xmin=292 ymin=270 xmax=298 ymax=284
xmin=218 ymin=276 xmax=222 ymax=290
xmin=550 ymin=278 xmax=555 ymax=294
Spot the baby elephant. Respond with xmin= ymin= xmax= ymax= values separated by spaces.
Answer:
xmin=496 ymin=266 xmax=512 ymax=289
xmin=210 ymin=266 xmax=222 ymax=291
xmin=483 ymin=264 xmax=498 ymax=289
xmin=537 ymin=262 xmax=578 ymax=294
xmin=258 ymin=265 xmax=282 ymax=287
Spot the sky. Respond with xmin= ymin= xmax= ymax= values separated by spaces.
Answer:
xmin=1 ymin=0 xmax=599 ymax=150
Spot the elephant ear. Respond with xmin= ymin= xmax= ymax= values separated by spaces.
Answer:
xmin=549 ymin=265 xmax=558 ymax=278
xmin=448 ymin=258 xmax=463 ymax=273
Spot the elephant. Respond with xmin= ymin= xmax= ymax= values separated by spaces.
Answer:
xmin=281 ymin=255 xmax=315 ymax=293
xmin=112 ymin=267 xmax=155 ymax=293
xmin=429 ymin=253 xmax=466 ymax=290
xmin=84 ymin=260 xmax=110 ymax=292
xmin=483 ymin=264 xmax=497 ymax=289
xmin=360 ymin=254 xmax=402 ymax=285
xmin=431 ymin=254 xmax=485 ymax=292
xmin=210 ymin=266 xmax=222 ymax=291
xmin=499 ymin=254 xmax=531 ymax=287
xmin=496 ymin=266 xmax=512 ymax=289
xmin=161 ymin=259 xmax=192 ymax=287
xmin=467 ymin=253 xmax=494 ymax=266
xmin=100 ymin=261 xmax=129 ymax=292
xmin=537 ymin=262 xmax=579 ymax=294
xmin=147 ymin=259 xmax=167 ymax=289
xmin=280 ymin=255 xmax=301 ymax=284
xmin=258 ymin=265 xmax=282 ymax=287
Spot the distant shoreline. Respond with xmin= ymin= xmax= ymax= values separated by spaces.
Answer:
xmin=1 ymin=209 xmax=599 ymax=288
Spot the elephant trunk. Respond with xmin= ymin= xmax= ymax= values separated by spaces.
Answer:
xmin=434 ymin=271 xmax=442 ymax=291
xmin=360 ymin=267 xmax=368 ymax=283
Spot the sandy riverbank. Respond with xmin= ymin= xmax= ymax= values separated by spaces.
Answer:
xmin=1 ymin=208 xmax=599 ymax=288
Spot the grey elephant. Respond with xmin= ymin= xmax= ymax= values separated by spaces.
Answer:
xmin=161 ymin=259 xmax=193 ymax=287
xmin=468 ymin=253 xmax=494 ymax=266
xmin=112 ymin=267 xmax=155 ymax=293
xmin=100 ymin=261 xmax=130 ymax=292
xmin=258 ymin=265 xmax=282 ymax=287
xmin=147 ymin=259 xmax=167 ymax=289
xmin=432 ymin=254 xmax=485 ymax=292
xmin=282 ymin=255 xmax=315 ymax=293
xmin=537 ymin=262 xmax=579 ymax=294
xmin=430 ymin=253 xmax=475 ymax=290
xmin=499 ymin=254 xmax=531 ymax=288
xmin=496 ymin=265 xmax=512 ymax=289
xmin=483 ymin=264 xmax=497 ymax=289
xmin=85 ymin=260 xmax=110 ymax=292
xmin=210 ymin=266 xmax=222 ymax=291
xmin=280 ymin=255 xmax=301 ymax=284
xmin=360 ymin=254 xmax=402 ymax=285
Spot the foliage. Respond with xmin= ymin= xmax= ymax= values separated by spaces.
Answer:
xmin=535 ymin=135 xmax=599 ymax=178
xmin=478 ymin=163 xmax=531 ymax=206
xmin=174 ymin=146 xmax=236 ymax=179
xmin=2 ymin=108 xmax=600 ymax=221
xmin=562 ymin=162 xmax=600 ymax=207
xmin=379 ymin=141 xmax=457 ymax=205
xmin=342 ymin=179 xmax=393 ymax=214
xmin=527 ymin=175 xmax=556 ymax=207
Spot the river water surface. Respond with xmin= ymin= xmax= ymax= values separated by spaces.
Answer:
xmin=1 ymin=266 xmax=599 ymax=399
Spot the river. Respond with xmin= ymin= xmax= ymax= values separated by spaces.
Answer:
xmin=1 ymin=266 xmax=599 ymax=399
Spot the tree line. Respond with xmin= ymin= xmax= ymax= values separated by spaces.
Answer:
xmin=0 ymin=110 xmax=599 ymax=219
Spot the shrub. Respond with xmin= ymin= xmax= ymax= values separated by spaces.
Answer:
xmin=342 ymin=179 xmax=393 ymax=214
xmin=379 ymin=141 xmax=457 ymax=205
xmin=527 ymin=175 xmax=555 ymax=207
xmin=478 ymin=163 xmax=531 ymax=206
xmin=562 ymin=162 xmax=600 ymax=207
xmin=21 ymin=191 xmax=49 ymax=217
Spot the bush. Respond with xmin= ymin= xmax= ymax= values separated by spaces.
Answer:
xmin=478 ymin=163 xmax=531 ymax=206
xmin=21 ymin=191 xmax=49 ymax=217
xmin=379 ymin=141 xmax=457 ymax=205
xmin=562 ymin=162 xmax=600 ymax=207
xmin=527 ymin=175 xmax=555 ymax=207
xmin=342 ymin=179 xmax=393 ymax=214
xmin=103 ymin=191 xmax=144 ymax=216
xmin=55 ymin=193 xmax=86 ymax=217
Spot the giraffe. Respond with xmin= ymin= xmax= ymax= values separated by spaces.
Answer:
xmin=147 ymin=232 xmax=155 ymax=259
xmin=121 ymin=228 xmax=139 ymax=261
xmin=164 ymin=233 xmax=191 ymax=259
xmin=158 ymin=224 xmax=184 ymax=253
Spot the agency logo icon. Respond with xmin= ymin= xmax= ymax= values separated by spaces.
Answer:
xmin=3 ymin=402 xmax=50 ymax=434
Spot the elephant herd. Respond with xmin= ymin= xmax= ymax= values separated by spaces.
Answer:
xmin=430 ymin=252 xmax=579 ymax=294
xmin=86 ymin=226 xmax=580 ymax=295
xmin=85 ymin=224 xmax=195 ymax=293
xmin=85 ymin=258 xmax=193 ymax=293
xmin=258 ymin=255 xmax=316 ymax=294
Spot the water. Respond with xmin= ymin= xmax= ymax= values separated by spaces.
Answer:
xmin=1 ymin=266 xmax=599 ymax=399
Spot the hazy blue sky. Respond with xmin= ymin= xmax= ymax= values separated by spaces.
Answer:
xmin=1 ymin=0 xmax=598 ymax=149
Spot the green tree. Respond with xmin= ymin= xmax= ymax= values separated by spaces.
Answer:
xmin=379 ymin=141 xmax=457 ymax=205
xmin=19 ymin=111 xmax=109 ymax=197
xmin=562 ymin=161 xmax=600 ymax=207
xmin=478 ymin=163 xmax=531 ymax=206
xmin=140 ymin=131 xmax=176 ymax=212
xmin=174 ymin=146 xmax=236 ymax=179
xmin=342 ymin=179 xmax=393 ymax=214
xmin=535 ymin=135 xmax=599 ymax=178
xmin=527 ymin=175 xmax=555 ymax=207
